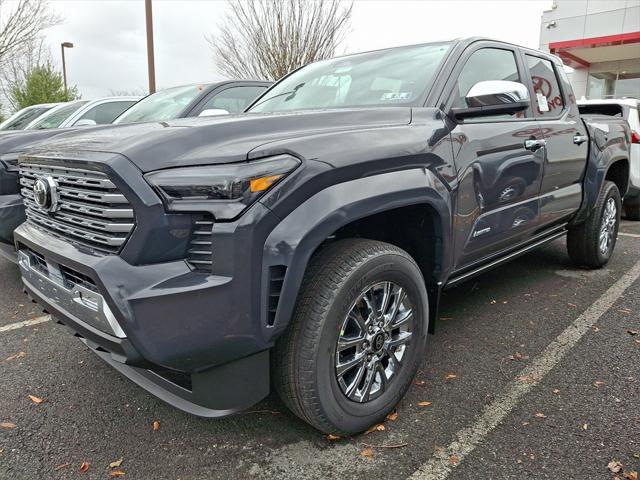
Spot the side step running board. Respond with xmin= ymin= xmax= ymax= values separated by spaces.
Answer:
xmin=445 ymin=229 xmax=567 ymax=289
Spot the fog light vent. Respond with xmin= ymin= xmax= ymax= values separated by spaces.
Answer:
xmin=267 ymin=265 xmax=287 ymax=326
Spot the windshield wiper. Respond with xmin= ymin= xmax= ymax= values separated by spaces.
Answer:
xmin=249 ymin=83 xmax=305 ymax=110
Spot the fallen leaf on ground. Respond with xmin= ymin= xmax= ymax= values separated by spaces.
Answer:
xmin=110 ymin=470 xmax=126 ymax=477
xmin=608 ymin=460 xmax=623 ymax=473
xmin=490 ymin=300 xmax=497 ymax=305
xmin=360 ymin=448 xmax=374 ymax=458
xmin=445 ymin=373 xmax=457 ymax=380
xmin=626 ymin=471 xmax=638 ymax=480
xmin=54 ymin=463 xmax=70 ymax=471
xmin=79 ymin=462 xmax=90 ymax=473
xmin=152 ymin=420 xmax=160 ymax=431
xmin=534 ymin=412 xmax=547 ymax=418
xmin=518 ymin=374 xmax=541 ymax=384
xmin=568 ymin=303 xmax=577 ymax=307
xmin=594 ymin=381 xmax=606 ymax=387
xmin=364 ymin=423 xmax=385 ymax=434
xmin=628 ymin=330 xmax=639 ymax=336
xmin=0 ymin=422 xmax=16 ymax=429
xmin=5 ymin=352 xmax=26 ymax=361
xmin=509 ymin=352 xmax=529 ymax=361
xmin=417 ymin=401 xmax=432 ymax=407
xmin=583 ymin=423 xmax=588 ymax=430
xmin=386 ymin=411 xmax=398 ymax=422
xmin=109 ymin=458 xmax=123 ymax=468
xmin=413 ymin=380 xmax=427 ymax=386
xmin=552 ymin=389 xmax=560 ymax=394
xmin=325 ymin=434 xmax=341 ymax=441
xmin=440 ymin=317 xmax=453 ymax=321
xmin=448 ymin=455 xmax=459 ymax=465
xmin=28 ymin=395 xmax=43 ymax=404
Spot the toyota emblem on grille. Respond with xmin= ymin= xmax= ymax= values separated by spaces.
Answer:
xmin=33 ymin=176 xmax=59 ymax=212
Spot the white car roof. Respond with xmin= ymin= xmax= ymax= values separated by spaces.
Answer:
xmin=578 ymin=98 xmax=639 ymax=108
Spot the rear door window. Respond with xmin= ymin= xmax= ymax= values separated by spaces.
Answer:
xmin=525 ymin=55 xmax=565 ymax=117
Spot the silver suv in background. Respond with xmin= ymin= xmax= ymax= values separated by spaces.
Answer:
xmin=0 ymin=103 xmax=61 ymax=131
xmin=24 ymin=97 xmax=141 ymax=130
xmin=578 ymin=98 xmax=640 ymax=220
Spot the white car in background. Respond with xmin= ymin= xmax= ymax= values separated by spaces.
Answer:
xmin=0 ymin=103 xmax=61 ymax=131
xmin=24 ymin=97 xmax=140 ymax=130
xmin=578 ymin=98 xmax=640 ymax=220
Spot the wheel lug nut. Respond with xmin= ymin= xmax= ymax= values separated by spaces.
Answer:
xmin=362 ymin=342 xmax=368 ymax=349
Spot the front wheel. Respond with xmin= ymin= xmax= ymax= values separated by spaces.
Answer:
xmin=272 ymin=239 xmax=429 ymax=435
xmin=567 ymin=181 xmax=621 ymax=268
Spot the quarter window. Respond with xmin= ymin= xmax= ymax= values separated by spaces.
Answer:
xmin=453 ymin=48 xmax=523 ymax=119
xmin=526 ymin=55 xmax=565 ymax=117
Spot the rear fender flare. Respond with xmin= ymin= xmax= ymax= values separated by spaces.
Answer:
xmin=261 ymin=168 xmax=452 ymax=340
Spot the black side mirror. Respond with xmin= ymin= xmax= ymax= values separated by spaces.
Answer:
xmin=451 ymin=80 xmax=530 ymax=120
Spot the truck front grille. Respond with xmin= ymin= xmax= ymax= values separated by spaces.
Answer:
xmin=19 ymin=163 xmax=135 ymax=253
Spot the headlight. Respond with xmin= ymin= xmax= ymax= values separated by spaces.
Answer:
xmin=144 ymin=154 xmax=300 ymax=220
xmin=0 ymin=152 xmax=21 ymax=172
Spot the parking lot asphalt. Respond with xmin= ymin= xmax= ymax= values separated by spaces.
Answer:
xmin=1 ymin=222 xmax=639 ymax=480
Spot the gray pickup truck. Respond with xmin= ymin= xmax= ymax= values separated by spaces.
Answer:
xmin=11 ymin=38 xmax=631 ymax=435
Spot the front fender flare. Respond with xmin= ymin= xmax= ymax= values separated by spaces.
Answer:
xmin=261 ymin=168 xmax=452 ymax=340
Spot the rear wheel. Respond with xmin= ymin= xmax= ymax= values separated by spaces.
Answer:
xmin=567 ymin=181 xmax=621 ymax=268
xmin=272 ymin=239 xmax=429 ymax=435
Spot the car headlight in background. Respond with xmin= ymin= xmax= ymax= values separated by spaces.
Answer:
xmin=144 ymin=154 xmax=300 ymax=220
xmin=0 ymin=152 xmax=21 ymax=172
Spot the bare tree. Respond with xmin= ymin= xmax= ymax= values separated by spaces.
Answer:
xmin=0 ymin=0 xmax=61 ymax=66
xmin=209 ymin=0 xmax=352 ymax=81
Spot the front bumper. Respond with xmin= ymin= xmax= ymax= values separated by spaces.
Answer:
xmin=15 ymin=218 xmax=273 ymax=416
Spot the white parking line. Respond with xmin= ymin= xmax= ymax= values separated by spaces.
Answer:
xmin=0 ymin=315 xmax=51 ymax=334
xmin=411 ymin=259 xmax=640 ymax=480
xmin=619 ymin=232 xmax=640 ymax=238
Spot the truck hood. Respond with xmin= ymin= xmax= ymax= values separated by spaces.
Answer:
xmin=25 ymin=108 xmax=412 ymax=172
xmin=0 ymin=128 xmax=86 ymax=156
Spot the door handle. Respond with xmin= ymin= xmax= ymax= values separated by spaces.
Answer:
xmin=524 ymin=138 xmax=547 ymax=152
xmin=573 ymin=134 xmax=588 ymax=145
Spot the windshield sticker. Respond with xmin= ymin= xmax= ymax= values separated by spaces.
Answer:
xmin=536 ymin=93 xmax=550 ymax=112
xmin=381 ymin=92 xmax=412 ymax=101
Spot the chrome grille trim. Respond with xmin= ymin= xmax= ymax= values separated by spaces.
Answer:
xmin=19 ymin=163 xmax=135 ymax=252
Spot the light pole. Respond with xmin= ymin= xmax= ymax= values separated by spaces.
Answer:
xmin=61 ymin=42 xmax=74 ymax=95
xmin=145 ymin=0 xmax=156 ymax=94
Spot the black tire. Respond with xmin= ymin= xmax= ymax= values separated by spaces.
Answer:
xmin=567 ymin=181 xmax=621 ymax=269
xmin=272 ymin=239 xmax=429 ymax=435
xmin=624 ymin=197 xmax=640 ymax=221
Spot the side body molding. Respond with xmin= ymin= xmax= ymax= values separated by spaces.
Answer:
xmin=261 ymin=168 xmax=452 ymax=339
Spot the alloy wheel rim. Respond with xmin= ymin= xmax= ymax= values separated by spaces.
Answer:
xmin=335 ymin=281 xmax=414 ymax=403
xmin=599 ymin=197 xmax=617 ymax=255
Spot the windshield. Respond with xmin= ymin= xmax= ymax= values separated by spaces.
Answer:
xmin=248 ymin=42 xmax=451 ymax=113
xmin=114 ymin=84 xmax=208 ymax=124
xmin=27 ymin=101 xmax=89 ymax=130
xmin=0 ymin=106 xmax=54 ymax=130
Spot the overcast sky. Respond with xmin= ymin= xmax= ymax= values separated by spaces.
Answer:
xmin=3 ymin=0 xmax=553 ymax=103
